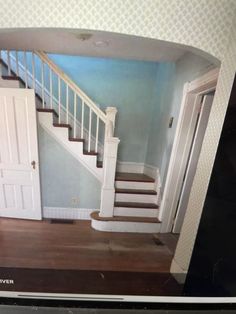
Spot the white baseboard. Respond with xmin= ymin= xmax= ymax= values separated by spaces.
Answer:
xmin=116 ymin=161 xmax=160 ymax=179
xmin=116 ymin=161 xmax=144 ymax=173
xmin=143 ymin=164 xmax=158 ymax=180
xmin=43 ymin=207 xmax=97 ymax=220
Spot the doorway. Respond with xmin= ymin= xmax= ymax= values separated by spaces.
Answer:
xmin=159 ymin=68 xmax=219 ymax=233
xmin=172 ymin=92 xmax=214 ymax=233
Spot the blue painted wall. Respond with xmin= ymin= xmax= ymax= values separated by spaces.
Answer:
xmin=146 ymin=53 xmax=214 ymax=184
xmin=38 ymin=125 xmax=101 ymax=208
xmin=48 ymin=54 xmax=159 ymax=163
xmin=35 ymin=52 xmax=213 ymax=208
xmin=145 ymin=63 xmax=175 ymax=171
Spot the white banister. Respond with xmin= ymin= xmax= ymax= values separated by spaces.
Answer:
xmin=23 ymin=51 xmax=28 ymax=88
xmin=15 ymin=51 xmax=19 ymax=76
xmin=99 ymin=136 xmax=120 ymax=217
xmin=41 ymin=60 xmax=45 ymax=108
xmin=49 ymin=68 xmax=53 ymax=109
xmin=95 ymin=116 xmax=99 ymax=153
xmin=105 ymin=107 xmax=118 ymax=137
xmin=2 ymin=49 xmax=121 ymax=218
xmin=66 ymin=84 xmax=69 ymax=124
xmin=88 ymin=107 xmax=92 ymax=152
xmin=73 ymin=93 xmax=77 ymax=138
xmin=81 ymin=100 xmax=84 ymax=138
xmin=58 ymin=76 xmax=61 ymax=123
xmin=35 ymin=51 xmax=106 ymax=123
xmin=32 ymin=52 xmax=35 ymax=90
xmin=7 ymin=51 xmax=11 ymax=75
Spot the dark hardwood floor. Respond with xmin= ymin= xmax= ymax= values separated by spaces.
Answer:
xmin=0 ymin=218 xmax=181 ymax=296
xmin=0 ymin=218 xmax=177 ymax=272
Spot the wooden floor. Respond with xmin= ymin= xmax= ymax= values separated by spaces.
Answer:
xmin=0 ymin=218 xmax=182 ymax=296
xmin=0 ymin=218 xmax=178 ymax=272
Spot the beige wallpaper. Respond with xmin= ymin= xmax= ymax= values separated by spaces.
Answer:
xmin=0 ymin=0 xmax=235 ymax=61
xmin=0 ymin=0 xmax=236 ymax=276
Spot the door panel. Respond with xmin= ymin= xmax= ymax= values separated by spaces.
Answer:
xmin=0 ymin=88 xmax=42 ymax=220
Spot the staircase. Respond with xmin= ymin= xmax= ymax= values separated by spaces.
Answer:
xmin=0 ymin=49 xmax=161 ymax=233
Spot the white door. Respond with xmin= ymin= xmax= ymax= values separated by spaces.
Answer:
xmin=0 ymin=88 xmax=42 ymax=220
xmin=172 ymin=94 xmax=214 ymax=233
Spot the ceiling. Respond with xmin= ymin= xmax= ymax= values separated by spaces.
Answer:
xmin=0 ymin=28 xmax=189 ymax=62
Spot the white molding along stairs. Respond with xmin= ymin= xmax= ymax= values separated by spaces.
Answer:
xmin=0 ymin=49 xmax=161 ymax=233
xmin=37 ymin=110 xmax=104 ymax=181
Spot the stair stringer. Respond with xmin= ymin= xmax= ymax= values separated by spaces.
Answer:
xmin=38 ymin=111 xmax=103 ymax=182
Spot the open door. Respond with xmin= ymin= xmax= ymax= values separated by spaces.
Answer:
xmin=0 ymin=88 xmax=42 ymax=220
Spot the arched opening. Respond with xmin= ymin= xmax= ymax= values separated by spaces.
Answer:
xmin=0 ymin=28 xmax=220 ymax=296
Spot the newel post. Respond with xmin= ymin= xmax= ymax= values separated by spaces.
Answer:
xmin=99 ymin=107 xmax=120 ymax=217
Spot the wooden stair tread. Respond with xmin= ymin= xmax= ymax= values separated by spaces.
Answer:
xmin=37 ymin=108 xmax=59 ymax=117
xmin=115 ymin=172 xmax=155 ymax=182
xmin=83 ymin=150 xmax=98 ymax=156
xmin=115 ymin=188 xmax=157 ymax=195
xmin=97 ymin=161 xmax=103 ymax=168
xmin=91 ymin=211 xmax=160 ymax=223
xmin=114 ymin=202 xmax=158 ymax=209
xmin=69 ymin=137 xmax=85 ymax=142
xmin=53 ymin=123 xmax=72 ymax=130
xmin=1 ymin=75 xmax=20 ymax=81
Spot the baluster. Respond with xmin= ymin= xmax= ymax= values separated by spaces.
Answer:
xmin=88 ymin=108 xmax=92 ymax=152
xmin=15 ymin=51 xmax=19 ymax=76
xmin=7 ymin=50 xmax=11 ymax=76
xmin=58 ymin=76 xmax=61 ymax=123
xmin=23 ymin=51 xmax=28 ymax=88
xmin=73 ymin=93 xmax=77 ymax=138
xmin=81 ymin=100 xmax=84 ymax=138
xmin=95 ymin=116 xmax=99 ymax=153
xmin=31 ymin=52 xmax=35 ymax=90
xmin=41 ymin=60 xmax=45 ymax=108
xmin=66 ymin=84 xmax=69 ymax=124
xmin=49 ymin=68 xmax=53 ymax=109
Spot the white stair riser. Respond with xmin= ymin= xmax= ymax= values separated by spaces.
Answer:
xmin=114 ymin=207 xmax=158 ymax=218
xmin=115 ymin=193 xmax=157 ymax=203
xmin=38 ymin=111 xmax=103 ymax=182
xmin=91 ymin=219 xmax=161 ymax=233
xmin=0 ymin=78 xmax=20 ymax=88
xmin=115 ymin=181 xmax=155 ymax=190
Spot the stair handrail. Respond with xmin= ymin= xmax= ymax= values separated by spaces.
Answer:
xmin=36 ymin=51 xmax=107 ymax=123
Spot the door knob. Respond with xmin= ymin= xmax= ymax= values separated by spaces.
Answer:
xmin=31 ymin=160 xmax=36 ymax=169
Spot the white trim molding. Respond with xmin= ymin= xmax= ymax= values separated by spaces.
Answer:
xmin=116 ymin=161 xmax=144 ymax=174
xmin=43 ymin=207 xmax=96 ymax=220
xmin=116 ymin=161 xmax=160 ymax=180
xmin=170 ymin=258 xmax=187 ymax=284
xmin=159 ymin=68 xmax=219 ymax=233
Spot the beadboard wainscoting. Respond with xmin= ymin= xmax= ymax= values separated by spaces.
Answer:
xmin=43 ymin=207 xmax=96 ymax=220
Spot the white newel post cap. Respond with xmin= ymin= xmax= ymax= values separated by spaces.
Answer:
xmin=105 ymin=107 xmax=118 ymax=124
xmin=105 ymin=106 xmax=118 ymax=115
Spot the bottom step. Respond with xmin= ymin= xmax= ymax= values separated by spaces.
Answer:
xmin=90 ymin=211 xmax=161 ymax=233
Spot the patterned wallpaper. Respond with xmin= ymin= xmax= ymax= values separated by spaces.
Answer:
xmin=0 ymin=0 xmax=235 ymax=61
xmin=0 ymin=0 xmax=236 ymax=276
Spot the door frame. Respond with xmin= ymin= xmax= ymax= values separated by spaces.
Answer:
xmin=159 ymin=68 xmax=219 ymax=233
xmin=172 ymin=93 xmax=214 ymax=233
